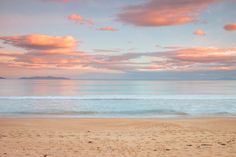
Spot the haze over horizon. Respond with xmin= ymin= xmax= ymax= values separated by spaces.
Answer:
xmin=0 ymin=0 xmax=236 ymax=79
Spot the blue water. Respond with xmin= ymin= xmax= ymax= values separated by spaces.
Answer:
xmin=0 ymin=80 xmax=236 ymax=118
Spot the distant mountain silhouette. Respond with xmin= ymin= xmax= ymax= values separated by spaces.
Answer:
xmin=19 ymin=76 xmax=70 ymax=80
xmin=0 ymin=77 xmax=5 ymax=79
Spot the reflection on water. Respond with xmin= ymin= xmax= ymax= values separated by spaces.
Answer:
xmin=0 ymin=80 xmax=236 ymax=96
xmin=0 ymin=80 xmax=236 ymax=118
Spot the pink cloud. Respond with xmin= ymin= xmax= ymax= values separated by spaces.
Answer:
xmin=224 ymin=23 xmax=236 ymax=31
xmin=118 ymin=0 xmax=218 ymax=27
xmin=193 ymin=29 xmax=206 ymax=36
xmin=98 ymin=26 xmax=119 ymax=32
xmin=93 ymin=48 xmax=122 ymax=53
xmin=68 ymin=14 xmax=83 ymax=21
xmin=0 ymin=34 xmax=77 ymax=50
xmin=105 ymin=47 xmax=236 ymax=71
xmin=68 ymin=14 xmax=94 ymax=26
xmin=172 ymin=47 xmax=236 ymax=63
xmin=1 ymin=34 xmax=236 ymax=73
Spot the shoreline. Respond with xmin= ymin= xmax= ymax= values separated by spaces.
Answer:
xmin=0 ymin=117 xmax=235 ymax=157
xmin=0 ymin=114 xmax=235 ymax=119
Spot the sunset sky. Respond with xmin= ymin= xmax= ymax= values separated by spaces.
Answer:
xmin=0 ymin=0 xmax=236 ymax=79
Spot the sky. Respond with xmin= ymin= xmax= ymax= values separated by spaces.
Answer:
xmin=0 ymin=0 xmax=236 ymax=79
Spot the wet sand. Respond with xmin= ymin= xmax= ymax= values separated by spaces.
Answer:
xmin=0 ymin=118 xmax=235 ymax=157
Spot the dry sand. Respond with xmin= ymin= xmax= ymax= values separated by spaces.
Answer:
xmin=0 ymin=118 xmax=235 ymax=157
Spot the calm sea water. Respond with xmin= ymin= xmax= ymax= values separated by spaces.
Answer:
xmin=0 ymin=80 xmax=236 ymax=118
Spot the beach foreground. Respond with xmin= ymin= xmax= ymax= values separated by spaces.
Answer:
xmin=0 ymin=118 xmax=235 ymax=157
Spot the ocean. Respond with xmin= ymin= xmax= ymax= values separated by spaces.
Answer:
xmin=0 ymin=80 xmax=235 ymax=118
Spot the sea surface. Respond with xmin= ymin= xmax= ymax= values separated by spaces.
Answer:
xmin=0 ymin=80 xmax=236 ymax=118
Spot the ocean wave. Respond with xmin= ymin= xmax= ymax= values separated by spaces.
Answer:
xmin=0 ymin=109 xmax=188 ymax=116
xmin=1 ymin=110 xmax=235 ymax=117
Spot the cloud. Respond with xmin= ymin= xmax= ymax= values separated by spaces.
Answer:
xmin=0 ymin=50 xmax=23 ymax=64
xmin=170 ymin=47 xmax=236 ymax=63
xmin=2 ymin=46 xmax=236 ymax=72
xmin=118 ymin=0 xmax=218 ymax=27
xmin=104 ymin=47 xmax=236 ymax=71
xmin=93 ymin=48 xmax=122 ymax=53
xmin=193 ymin=29 xmax=206 ymax=36
xmin=224 ymin=23 xmax=236 ymax=31
xmin=68 ymin=14 xmax=94 ymax=26
xmin=98 ymin=26 xmax=119 ymax=32
xmin=0 ymin=34 xmax=77 ymax=50
xmin=1 ymin=34 xmax=236 ymax=73
xmin=119 ymin=50 xmax=226 ymax=64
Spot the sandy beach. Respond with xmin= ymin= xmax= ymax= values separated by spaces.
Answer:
xmin=0 ymin=118 xmax=235 ymax=157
